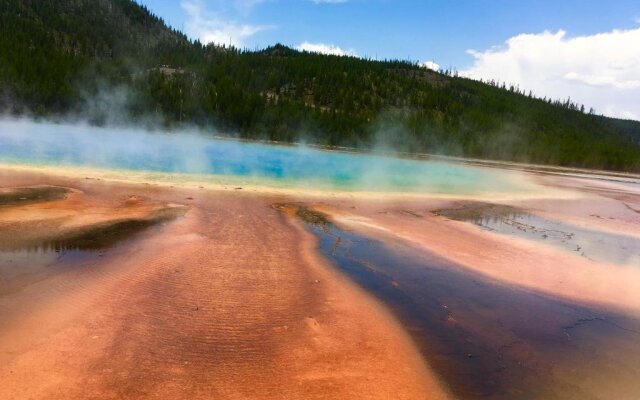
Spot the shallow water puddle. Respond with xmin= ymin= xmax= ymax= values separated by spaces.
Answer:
xmin=0 ymin=248 xmax=93 ymax=296
xmin=298 ymin=207 xmax=640 ymax=400
xmin=434 ymin=203 xmax=640 ymax=266
xmin=0 ymin=210 xmax=186 ymax=295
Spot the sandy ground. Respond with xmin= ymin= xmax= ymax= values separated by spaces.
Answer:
xmin=0 ymin=169 xmax=450 ymax=400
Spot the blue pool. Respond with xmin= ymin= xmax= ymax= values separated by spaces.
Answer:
xmin=0 ymin=119 xmax=528 ymax=194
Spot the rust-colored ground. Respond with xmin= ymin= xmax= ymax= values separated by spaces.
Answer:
xmin=0 ymin=169 xmax=449 ymax=400
xmin=2 ymin=165 xmax=639 ymax=400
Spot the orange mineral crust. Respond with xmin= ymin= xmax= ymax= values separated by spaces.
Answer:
xmin=0 ymin=170 xmax=450 ymax=400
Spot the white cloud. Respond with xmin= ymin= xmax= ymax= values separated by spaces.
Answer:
xmin=462 ymin=28 xmax=640 ymax=120
xmin=181 ymin=0 xmax=271 ymax=48
xmin=420 ymin=61 xmax=440 ymax=71
xmin=296 ymin=41 xmax=357 ymax=56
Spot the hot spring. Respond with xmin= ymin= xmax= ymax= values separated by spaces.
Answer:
xmin=0 ymin=119 xmax=531 ymax=194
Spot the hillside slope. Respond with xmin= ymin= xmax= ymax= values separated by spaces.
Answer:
xmin=1 ymin=0 xmax=639 ymax=171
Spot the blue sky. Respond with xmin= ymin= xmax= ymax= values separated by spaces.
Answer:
xmin=138 ymin=0 xmax=638 ymax=68
xmin=138 ymin=0 xmax=640 ymax=119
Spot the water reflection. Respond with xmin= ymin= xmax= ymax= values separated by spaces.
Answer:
xmin=0 ymin=214 xmax=181 ymax=296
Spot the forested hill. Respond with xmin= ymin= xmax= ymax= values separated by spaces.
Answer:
xmin=1 ymin=0 xmax=640 ymax=171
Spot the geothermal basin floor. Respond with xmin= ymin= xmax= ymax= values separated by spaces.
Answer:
xmin=1 ymin=166 xmax=640 ymax=400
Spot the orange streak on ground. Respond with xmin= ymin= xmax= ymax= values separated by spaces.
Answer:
xmin=0 ymin=170 xmax=450 ymax=400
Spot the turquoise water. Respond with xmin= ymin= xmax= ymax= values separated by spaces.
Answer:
xmin=0 ymin=119 xmax=527 ymax=194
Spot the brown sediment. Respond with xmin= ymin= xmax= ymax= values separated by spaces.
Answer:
xmin=432 ymin=202 xmax=521 ymax=221
xmin=0 ymin=185 xmax=70 ymax=206
xmin=296 ymin=205 xmax=333 ymax=225
xmin=0 ymin=169 xmax=450 ymax=400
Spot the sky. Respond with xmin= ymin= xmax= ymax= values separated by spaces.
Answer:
xmin=138 ymin=0 xmax=640 ymax=120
